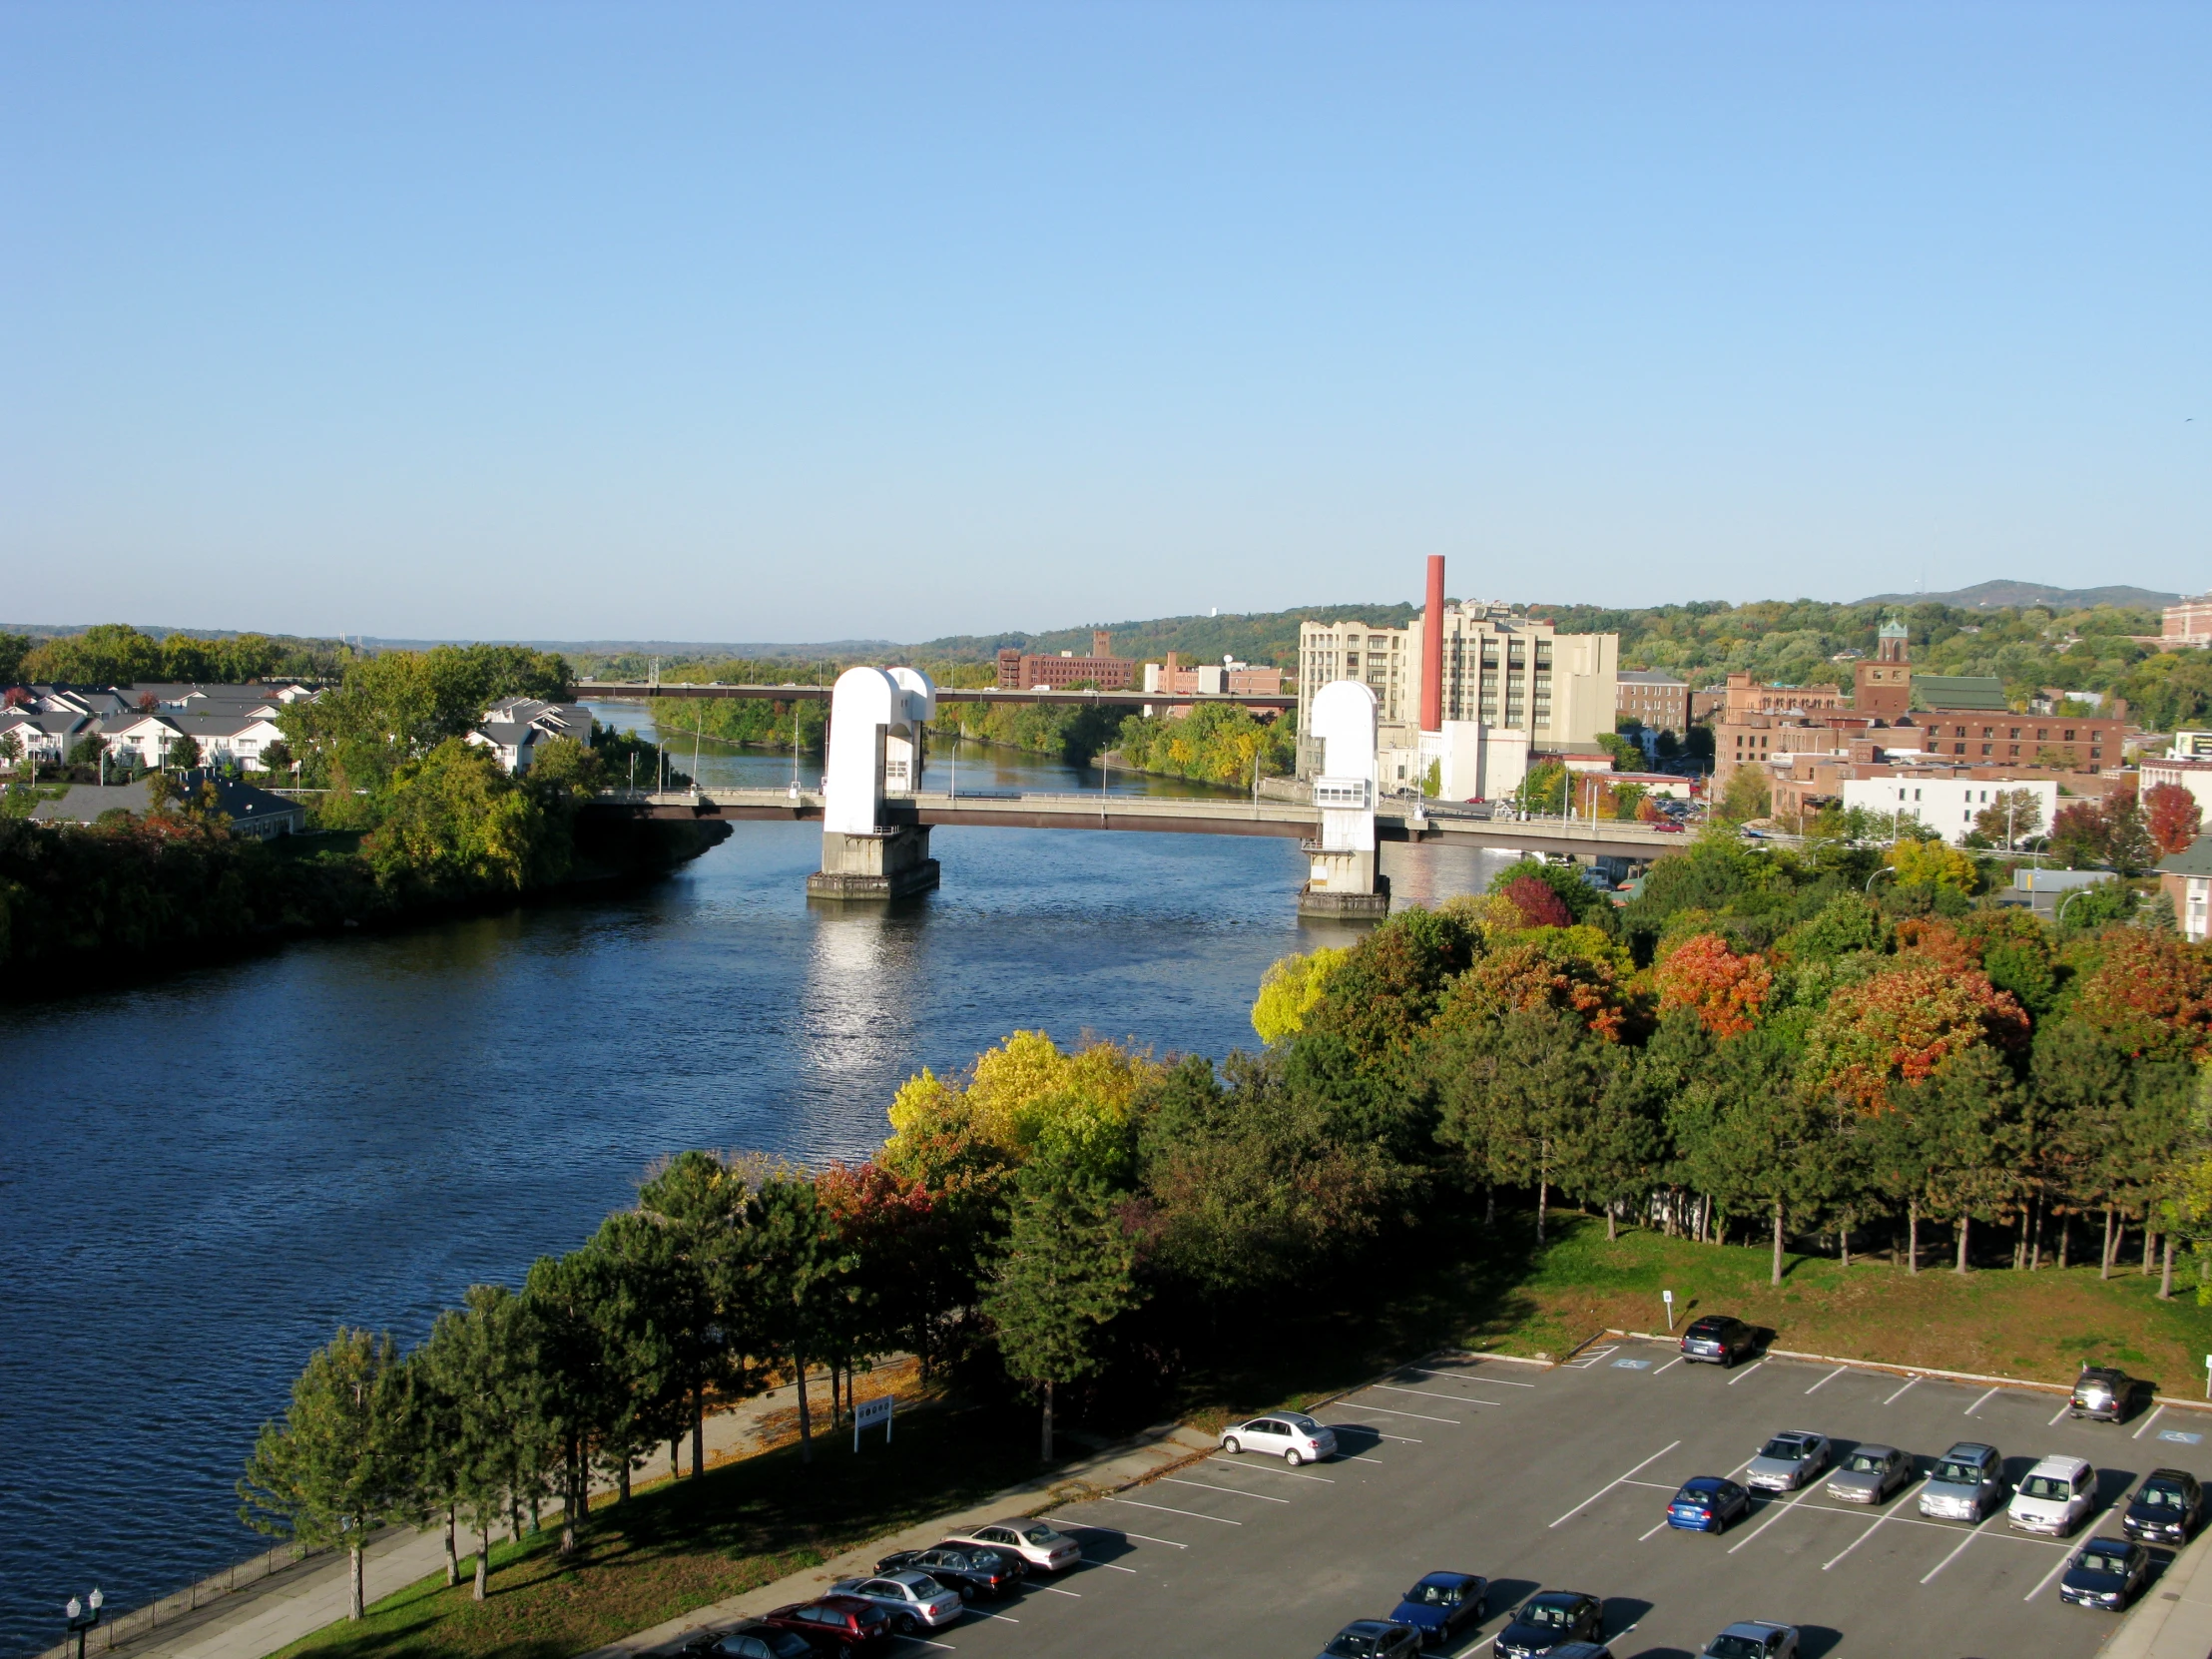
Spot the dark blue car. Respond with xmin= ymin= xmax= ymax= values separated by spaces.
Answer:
xmin=1667 ymin=1476 xmax=1753 ymax=1533
xmin=1387 ymin=1572 xmax=1488 ymax=1649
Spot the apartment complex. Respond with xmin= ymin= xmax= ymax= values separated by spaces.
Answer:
xmin=1615 ymin=669 xmax=1690 ymax=737
xmin=995 ymin=631 xmax=1136 ymax=691
xmin=2164 ymin=594 xmax=2212 ymax=646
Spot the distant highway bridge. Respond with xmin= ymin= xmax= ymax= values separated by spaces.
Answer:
xmin=578 ymin=681 xmax=1297 ymax=710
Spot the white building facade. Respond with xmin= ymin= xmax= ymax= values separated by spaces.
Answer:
xmin=1840 ymin=774 xmax=2060 ymax=847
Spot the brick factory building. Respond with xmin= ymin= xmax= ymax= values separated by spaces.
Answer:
xmin=996 ymin=630 xmax=1136 ymax=690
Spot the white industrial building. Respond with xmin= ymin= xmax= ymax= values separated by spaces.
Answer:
xmin=1840 ymin=774 xmax=2059 ymax=847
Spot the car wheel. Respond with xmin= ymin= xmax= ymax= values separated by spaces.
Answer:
xmin=896 ymin=1614 xmax=918 ymax=1635
xmin=1286 ymin=1448 xmax=1305 ymax=1467
xmin=1223 ymin=1436 xmax=1242 ymax=1455
xmin=1721 ymin=1350 xmax=1736 ymax=1369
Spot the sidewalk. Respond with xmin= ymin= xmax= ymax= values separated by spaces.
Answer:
xmin=575 ymin=1421 xmax=1221 ymax=1659
xmin=2107 ymin=1518 xmax=2212 ymax=1658
xmin=70 ymin=1361 xmax=919 ymax=1659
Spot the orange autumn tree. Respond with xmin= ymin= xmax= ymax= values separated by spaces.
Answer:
xmin=1802 ymin=957 xmax=2029 ymax=1109
xmin=2067 ymin=931 xmax=2212 ymax=1062
xmin=1653 ymin=932 xmax=1774 ymax=1039
xmin=1434 ymin=929 xmax=1642 ymax=1042
xmin=2144 ymin=782 xmax=2204 ymax=858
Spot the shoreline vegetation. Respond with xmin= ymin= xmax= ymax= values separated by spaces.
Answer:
xmin=0 ymin=644 xmax=723 ymax=981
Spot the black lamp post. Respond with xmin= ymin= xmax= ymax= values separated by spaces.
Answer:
xmin=65 ymin=1589 xmax=104 ymax=1659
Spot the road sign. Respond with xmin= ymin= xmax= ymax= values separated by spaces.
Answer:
xmin=1663 ymin=1289 xmax=1676 ymax=1332
xmin=854 ymin=1392 xmax=894 ymax=1451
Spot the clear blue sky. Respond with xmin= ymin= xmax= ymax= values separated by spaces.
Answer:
xmin=4 ymin=2 xmax=2205 ymax=643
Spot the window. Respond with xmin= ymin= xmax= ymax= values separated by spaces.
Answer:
xmin=1981 ymin=744 xmax=1992 ymax=756
xmin=2064 ymin=730 xmax=2075 ymax=741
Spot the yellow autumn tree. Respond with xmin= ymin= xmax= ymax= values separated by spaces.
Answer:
xmin=882 ymin=1031 xmax=1154 ymax=1176
xmin=1886 ymin=835 xmax=1978 ymax=895
xmin=1250 ymin=947 xmax=1350 ymax=1043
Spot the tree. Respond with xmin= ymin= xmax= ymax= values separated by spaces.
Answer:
xmin=238 ymin=1330 xmax=413 ymax=1620
xmin=1515 ymin=758 xmax=1570 ymax=816
xmin=1717 ymin=767 xmax=1771 ymax=825
xmin=632 ymin=1150 xmax=754 ymax=1474
xmin=2145 ymin=783 xmax=2204 ymax=857
xmin=412 ymin=1286 xmax=538 ymax=1598
xmin=1653 ymin=933 xmax=1773 ymax=1039
xmin=1972 ymin=788 xmax=2046 ymax=849
xmin=364 ymin=739 xmax=561 ymax=897
xmin=1679 ymin=1018 xmax=1833 ymax=1285
xmin=166 ymin=734 xmax=202 ymax=772
xmin=520 ymin=1250 xmax=617 ymax=1553
xmin=1886 ymin=836 xmax=1977 ymax=895
xmin=984 ymin=1148 xmax=1139 ymax=1460
xmin=1250 ymin=946 xmax=1350 ymax=1044
xmin=742 ymin=1175 xmax=857 ymax=1465
xmin=1434 ymin=1004 xmax=1613 ymax=1242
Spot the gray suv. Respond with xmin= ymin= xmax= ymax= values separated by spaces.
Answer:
xmin=1920 ymin=1441 xmax=2006 ymax=1521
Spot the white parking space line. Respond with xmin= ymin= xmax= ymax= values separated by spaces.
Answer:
xmin=1079 ymin=1559 xmax=1139 ymax=1573
xmin=1567 ymin=1346 xmax=1619 ymax=1369
xmin=2135 ymin=1403 xmax=2171 ymax=1440
xmin=1963 ymin=1386 xmax=1999 ymax=1415
xmin=1549 ymin=1439 xmax=1683 ymax=1528
xmin=1373 ymin=1383 xmax=1502 ymax=1406
xmin=1412 ymin=1367 xmax=1535 ymax=1386
xmin=1727 ymin=1361 xmax=1767 ymax=1385
xmin=1356 ymin=1404 xmax=1462 ymax=1424
xmin=2023 ymin=1547 xmax=2077 ymax=1601
xmin=1161 ymin=1477 xmax=1290 ymax=1504
xmin=2048 ymin=1399 xmax=2072 ymax=1426
xmin=1884 ymin=1376 xmax=1922 ymax=1405
xmin=1653 ymin=1357 xmax=1684 ymax=1376
xmin=1823 ymin=1505 xmax=1899 ymax=1569
xmin=1090 ymin=1529 xmax=1187 ymax=1548
xmin=1639 ymin=1519 xmax=1669 ymax=1541
xmin=1039 ymin=1586 xmax=1081 ymax=1598
xmin=1105 ymin=1497 xmax=1240 ymax=1525
xmin=1208 ymin=1456 xmax=1334 ymax=1482
xmin=1452 ymin=1636 xmax=1498 ymax=1656
xmin=977 ymin=1611 xmax=1020 ymax=1622
xmin=1805 ymin=1366 xmax=1848 ymax=1395
xmin=1727 ymin=1483 xmax=1818 ymax=1554
xmin=1729 ymin=1456 xmax=1757 ymax=1479
xmin=1920 ymin=1520 xmax=1984 ymax=1583
xmin=1324 ymin=1425 xmax=1424 ymax=1442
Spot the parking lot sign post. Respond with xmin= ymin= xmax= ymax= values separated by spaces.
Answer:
xmin=2204 ymin=1355 xmax=2210 ymax=1400
xmin=854 ymin=1392 xmax=894 ymax=1452
xmin=1663 ymin=1289 xmax=1675 ymax=1332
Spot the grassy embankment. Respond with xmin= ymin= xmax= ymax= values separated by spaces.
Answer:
xmin=274 ymin=1217 xmax=2212 ymax=1659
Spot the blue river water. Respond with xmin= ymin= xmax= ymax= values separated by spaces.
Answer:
xmin=0 ymin=725 xmax=1514 ymax=1657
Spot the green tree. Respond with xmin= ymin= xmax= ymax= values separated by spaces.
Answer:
xmin=1434 ymin=1004 xmax=1614 ymax=1242
xmin=1675 ymin=1016 xmax=1831 ymax=1284
xmin=237 ymin=1330 xmax=413 ymax=1620
xmin=633 ymin=1151 xmax=754 ymax=1475
xmin=415 ymin=1285 xmax=539 ymax=1598
xmin=520 ymin=1250 xmax=617 ymax=1554
xmin=742 ymin=1175 xmax=858 ymax=1465
xmin=20 ymin=624 xmax=165 ymax=686
xmin=1716 ymin=766 xmax=1771 ymax=825
xmin=984 ymin=1149 xmax=1140 ymax=1461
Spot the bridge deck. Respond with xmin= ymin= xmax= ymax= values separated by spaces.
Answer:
xmin=577 ymin=682 xmax=1295 ymax=709
xmin=593 ymin=789 xmax=1687 ymax=859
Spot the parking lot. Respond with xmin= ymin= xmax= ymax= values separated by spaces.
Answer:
xmin=869 ymin=1336 xmax=2212 ymax=1657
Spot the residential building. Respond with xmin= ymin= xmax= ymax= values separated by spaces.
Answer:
xmin=29 ymin=774 xmax=307 ymax=838
xmin=1853 ymin=619 xmax=1913 ymax=720
xmin=1616 ymin=669 xmax=1690 ymax=736
xmin=0 ymin=709 xmax=94 ymax=765
xmin=1904 ymin=707 xmax=2125 ymax=770
xmin=2161 ymin=835 xmax=2212 ymax=942
xmin=2140 ymin=755 xmax=2212 ymax=820
xmin=1840 ymin=773 xmax=2060 ymax=848
xmin=467 ymin=698 xmax=596 ymax=774
xmin=995 ymin=632 xmax=1135 ymax=691
xmin=2163 ymin=594 xmax=2212 ymax=647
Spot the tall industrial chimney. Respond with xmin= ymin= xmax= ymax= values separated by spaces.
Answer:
xmin=1420 ymin=555 xmax=1445 ymax=734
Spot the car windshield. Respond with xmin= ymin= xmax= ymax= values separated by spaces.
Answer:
xmin=1020 ymin=1525 xmax=1062 ymax=1545
xmin=1324 ymin=1637 xmax=1382 ymax=1658
xmin=2142 ymin=1485 xmax=2187 ymax=1508
xmin=1525 ymin=1602 xmax=1574 ymax=1628
xmin=2078 ymin=1548 xmax=2131 ymax=1575
xmin=1934 ymin=1460 xmax=1984 ymax=1484
xmin=2021 ymin=1474 xmax=2073 ymax=1499
xmin=1761 ymin=1439 xmax=1809 ymax=1460
xmin=1406 ymin=1583 xmax=1459 ymax=1605
xmin=1846 ymin=1452 xmax=1887 ymax=1472
xmin=1706 ymin=1639 xmax=1765 ymax=1659
xmin=1674 ymin=1487 xmax=1712 ymax=1505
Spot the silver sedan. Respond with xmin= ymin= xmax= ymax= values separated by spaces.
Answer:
xmin=823 ymin=1573 xmax=964 ymax=1633
xmin=1826 ymin=1444 xmax=1912 ymax=1504
xmin=1744 ymin=1430 xmax=1832 ymax=1492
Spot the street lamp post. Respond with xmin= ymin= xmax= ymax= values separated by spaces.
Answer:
xmin=1867 ymin=865 xmax=1897 ymax=897
xmin=65 ymin=1589 xmax=104 ymax=1659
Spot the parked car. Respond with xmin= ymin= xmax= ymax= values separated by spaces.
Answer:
xmin=2071 ymin=1367 xmax=2144 ymax=1422
xmin=1701 ymin=1622 xmax=1801 ymax=1658
xmin=2057 ymin=1536 xmax=2151 ymax=1610
xmin=1219 ymin=1411 xmax=1338 ymax=1466
xmin=1744 ymin=1431 xmax=1832 ymax=1493
xmin=823 ymin=1572 xmax=964 ymax=1633
xmin=2009 ymin=1455 xmax=2098 ymax=1536
xmin=682 ymin=1622 xmax=817 ymax=1659
xmin=1827 ymin=1443 xmax=1913 ymax=1505
xmin=1920 ymin=1442 xmax=2007 ymax=1521
xmin=1319 ymin=1620 xmax=1421 ymax=1659
xmin=941 ymin=1518 xmax=1082 ymax=1573
xmin=758 ymin=1596 xmax=894 ymax=1649
xmin=1493 ymin=1591 xmax=1604 ymax=1659
xmin=1387 ymin=1572 xmax=1488 ymax=1649
xmin=1667 ymin=1477 xmax=1753 ymax=1533
xmin=2123 ymin=1468 xmax=2205 ymax=1545
xmin=872 ymin=1545 xmax=1024 ymax=1600
xmin=1679 ymin=1315 xmax=1758 ymax=1367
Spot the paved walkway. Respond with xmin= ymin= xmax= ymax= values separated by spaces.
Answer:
xmin=2108 ymin=1516 xmax=2212 ymax=1657
xmin=83 ymin=1362 xmax=918 ymax=1659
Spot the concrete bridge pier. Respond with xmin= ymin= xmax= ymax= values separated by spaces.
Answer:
xmin=1299 ymin=680 xmax=1390 ymax=919
xmin=806 ymin=667 xmax=941 ymax=900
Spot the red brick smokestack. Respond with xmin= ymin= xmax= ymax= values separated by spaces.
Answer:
xmin=1420 ymin=555 xmax=1445 ymax=733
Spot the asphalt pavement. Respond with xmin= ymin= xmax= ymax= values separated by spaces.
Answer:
xmin=880 ymin=1338 xmax=2212 ymax=1658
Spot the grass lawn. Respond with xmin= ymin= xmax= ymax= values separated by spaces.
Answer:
xmin=272 ymin=1402 xmax=1047 ymax=1659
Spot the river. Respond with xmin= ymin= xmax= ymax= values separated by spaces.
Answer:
xmin=0 ymin=721 xmax=1519 ymax=1658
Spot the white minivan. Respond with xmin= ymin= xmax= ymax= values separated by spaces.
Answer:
xmin=2008 ymin=1455 xmax=2097 ymax=1535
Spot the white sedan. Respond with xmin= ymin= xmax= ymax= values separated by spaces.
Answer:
xmin=941 ymin=1519 xmax=1082 ymax=1573
xmin=823 ymin=1572 xmax=964 ymax=1632
xmin=1219 ymin=1412 xmax=1338 ymax=1466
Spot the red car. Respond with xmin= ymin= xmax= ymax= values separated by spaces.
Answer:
xmin=759 ymin=1596 xmax=892 ymax=1649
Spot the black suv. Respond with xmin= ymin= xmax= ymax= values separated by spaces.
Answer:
xmin=1680 ymin=1316 xmax=1757 ymax=1368
xmin=2123 ymin=1468 xmax=2204 ymax=1544
xmin=2071 ymin=1367 xmax=2143 ymax=1422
